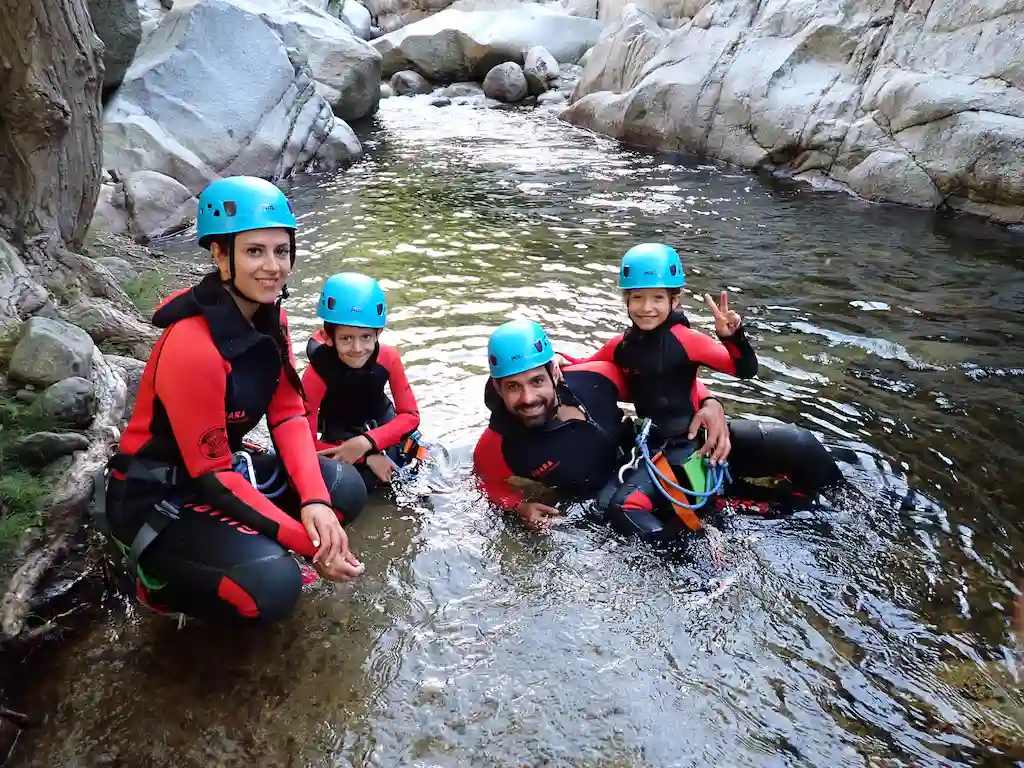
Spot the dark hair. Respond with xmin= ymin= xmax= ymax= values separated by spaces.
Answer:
xmin=322 ymin=322 xmax=381 ymax=341
xmin=622 ymin=287 xmax=682 ymax=299
xmin=210 ymin=235 xmax=305 ymax=400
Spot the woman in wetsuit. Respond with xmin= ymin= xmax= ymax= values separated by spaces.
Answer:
xmin=98 ymin=176 xmax=368 ymax=625
xmin=562 ymin=243 xmax=842 ymax=544
xmin=303 ymin=273 xmax=424 ymax=491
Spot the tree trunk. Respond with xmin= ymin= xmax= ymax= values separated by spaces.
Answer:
xmin=0 ymin=0 xmax=158 ymax=645
xmin=0 ymin=0 xmax=103 ymax=252
xmin=0 ymin=0 xmax=155 ymax=346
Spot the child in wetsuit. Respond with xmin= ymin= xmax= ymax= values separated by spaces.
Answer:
xmin=559 ymin=243 xmax=839 ymax=540
xmin=303 ymin=272 xmax=423 ymax=491
xmin=562 ymin=242 xmax=758 ymax=441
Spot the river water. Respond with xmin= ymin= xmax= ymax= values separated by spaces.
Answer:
xmin=11 ymin=100 xmax=1024 ymax=767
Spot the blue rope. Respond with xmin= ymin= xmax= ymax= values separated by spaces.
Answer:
xmin=635 ymin=419 xmax=732 ymax=511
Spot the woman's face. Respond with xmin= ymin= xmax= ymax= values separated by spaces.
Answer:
xmin=213 ymin=227 xmax=291 ymax=303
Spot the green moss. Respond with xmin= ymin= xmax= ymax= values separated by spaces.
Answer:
xmin=0 ymin=396 xmax=58 ymax=562
xmin=121 ymin=270 xmax=164 ymax=315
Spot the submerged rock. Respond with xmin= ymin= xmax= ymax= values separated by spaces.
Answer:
xmin=483 ymin=62 xmax=529 ymax=102
xmin=391 ymin=70 xmax=433 ymax=95
xmin=563 ymin=0 xmax=1024 ymax=223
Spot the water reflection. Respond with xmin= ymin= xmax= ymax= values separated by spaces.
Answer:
xmin=11 ymin=99 xmax=1024 ymax=766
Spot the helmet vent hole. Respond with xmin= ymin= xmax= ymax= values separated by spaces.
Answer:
xmin=623 ymin=266 xmax=630 ymax=277
xmin=327 ymin=297 xmax=336 ymax=310
xmin=223 ymin=200 xmax=237 ymax=217
xmin=212 ymin=210 xmax=220 ymax=217
xmin=489 ymin=354 xmax=498 ymax=366
xmin=376 ymin=303 xmax=384 ymax=315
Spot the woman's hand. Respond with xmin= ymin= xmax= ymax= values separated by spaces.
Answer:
xmin=318 ymin=435 xmax=373 ymax=464
xmin=705 ymin=291 xmax=742 ymax=337
xmin=300 ymin=502 xmax=345 ymax=567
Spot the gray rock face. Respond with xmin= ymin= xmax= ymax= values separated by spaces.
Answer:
xmin=89 ymin=0 xmax=143 ymax=96
xmin=8 ymin=318 xmax=96 ymax=389
xmin=103 ymin=0 xmax=364 ymax=197
xmin=482 ymin=62 xmax=529 ymax=102
xmin=564 ymin=0 xmax=1024 ymax=222
xmin=371 ymin=6 xmax=603 ymax=80
xmin=40 ymin=378 xmax=97 ymax=428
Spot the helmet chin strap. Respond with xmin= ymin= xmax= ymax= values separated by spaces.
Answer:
xmin=223 ymin=232 xmax=296 ymax=307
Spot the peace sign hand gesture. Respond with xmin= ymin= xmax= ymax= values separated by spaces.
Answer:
xmin=705 ymin=291 xmax=742 ymax=337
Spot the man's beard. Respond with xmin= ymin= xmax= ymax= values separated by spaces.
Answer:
xmin=515 ymin=395 xmax=557 ymax=427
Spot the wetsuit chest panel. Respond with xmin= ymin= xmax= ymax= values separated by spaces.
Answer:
xmin=223 ymin=342 xmax=282 ymax=448
xmin=310 ymin=346 xmax=390 ymax=436
xmin=614 ymin=321 xmax=697 ymax=428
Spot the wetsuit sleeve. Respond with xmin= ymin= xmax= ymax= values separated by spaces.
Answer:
xmin=562 ymin=361 xmax=630 ymax=401
xmin=670 ymin=324 xmax=758 ymax=379
xmin=364 ymin=345 xmax=420 ymax=451
xmin=473 ymin=429 xmax=524 ymax=509
xmin=301 ymin=363 xmax=336 ymax=452
xmin=154 ymin=322 xmax=317 ymax=557
xmin=266 ymin=317 xmax=333 ymax=509
xmin=559 ymin=334 xmax=622 ymax=366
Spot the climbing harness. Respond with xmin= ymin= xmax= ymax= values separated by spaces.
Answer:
xmin=618 ymin=418 xmax=732 ymax=556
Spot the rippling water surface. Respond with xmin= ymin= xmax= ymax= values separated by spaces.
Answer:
xmin=12 ymin=100 xmax=1024 ymax=767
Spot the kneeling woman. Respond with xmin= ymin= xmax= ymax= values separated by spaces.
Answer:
xmin=100 ymin=177 xmax=367 ymax=625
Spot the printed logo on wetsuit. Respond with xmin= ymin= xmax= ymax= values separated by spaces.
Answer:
xmin=226 ymin=409 xmax=247 ymax=423
xmin=198 ymin=426 xmax=230 ymax=459
xmin=531 ymin=460 xmax=560 ymax=478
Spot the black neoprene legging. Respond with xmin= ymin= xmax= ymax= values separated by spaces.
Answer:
xmin=104 ymin=453 xmax=366 ymax=625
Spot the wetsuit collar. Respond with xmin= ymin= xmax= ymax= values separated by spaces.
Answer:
xmin=625 ymin=308 xmax=690 ymax=339
xmin=152 ymin=272 xmax=277 ymax=360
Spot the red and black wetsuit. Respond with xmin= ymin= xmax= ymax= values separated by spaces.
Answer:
xmin=303 ymin=330 xmax=421 ymax=487
xmin=473 ymin=362 xmax=716 ymax=510
xmin=564 ymin=310 xmax=758 ymax=437
xmin=104 ymin=273 xmax=366 ymax=624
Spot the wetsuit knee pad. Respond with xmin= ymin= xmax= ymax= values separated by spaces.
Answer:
xmin=319 ymin=456 xmax=368 ymax=523
xmin=601 ymin=476 xmax=684 ymax=548
xmin=221 ymin=551 xmax=303 ymax=625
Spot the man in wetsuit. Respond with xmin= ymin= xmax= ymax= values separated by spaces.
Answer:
xmin=473 ymin=319 xmax=730 ymax=530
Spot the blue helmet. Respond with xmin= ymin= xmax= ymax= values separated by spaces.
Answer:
xmin=619 ymin=243 xmax=685 ymax=290
xmin=316 ymin=272 xmax=387 ymax=329
xmin=196 ymin=176 xmax=297 ymax=249
xmin=487 ymin=319 xmax=554 ymax=379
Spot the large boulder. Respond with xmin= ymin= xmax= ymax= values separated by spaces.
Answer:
xmin=8 ymin=318 xmax=96 ymax=389
xmin=371 ymin=6 xmax=603 ymax=80
xmin=103 ymin=0 xmax=363 ymax=197
xmin=124 ymin=170 xmax=197 ymax=240
xmin=563 ymin=0 xmax=1024 ymax=223
xmin=88 ymin=0 xmax=144 ymax=96
xmin=232 ymin=0 xmax=383 ymax=121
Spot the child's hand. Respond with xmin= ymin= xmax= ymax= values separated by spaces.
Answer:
xmin=705 ymin=291 xmax=742 ymax=337
xmin=366 ymin=453 xmax=397 ymax=483
xmin=551 ymin=353 xmax=568 ymax=384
